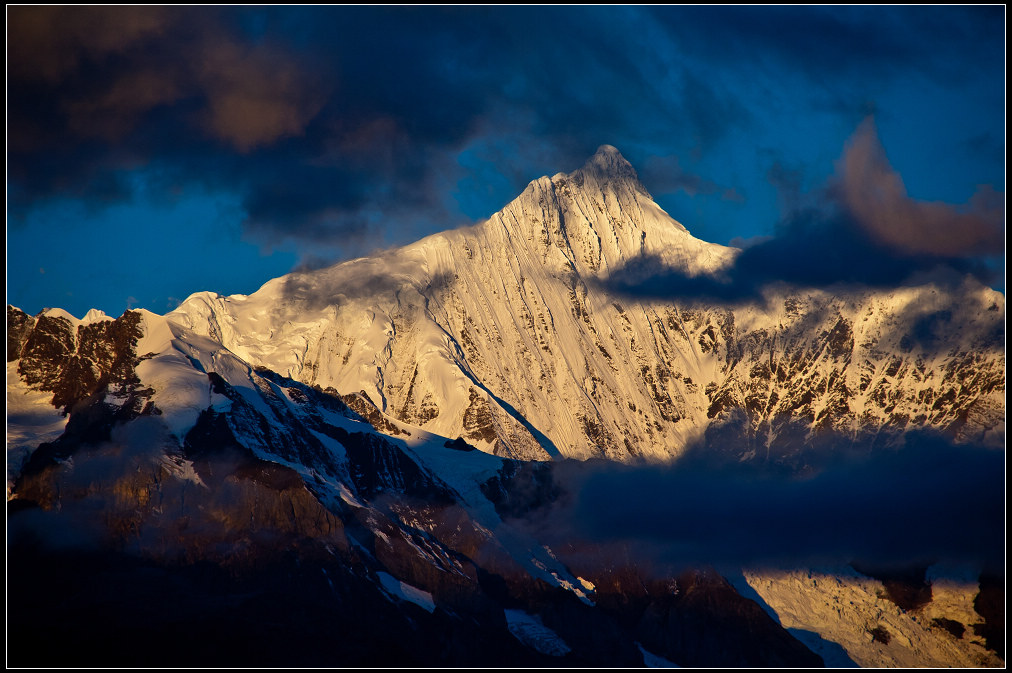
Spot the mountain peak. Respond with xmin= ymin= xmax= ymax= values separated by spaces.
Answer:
xmin=577 ymin=144 xmax=639 ymax=183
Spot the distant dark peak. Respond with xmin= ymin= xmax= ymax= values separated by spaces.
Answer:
xmin=577 ymin=145 xmax=640 ymax=184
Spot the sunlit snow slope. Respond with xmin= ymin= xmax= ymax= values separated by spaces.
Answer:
xmin=166 ymin=146 xmax=1004 ymax=462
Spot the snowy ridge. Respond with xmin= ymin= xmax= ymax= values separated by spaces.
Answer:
xmin=38 ymin=306 xmax=114 ymax=326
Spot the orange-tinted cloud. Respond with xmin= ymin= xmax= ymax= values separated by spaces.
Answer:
xmin=194 ymin=39 xmax=327 ymax=152
xmin=838 ymin=118 xmax=1004 ymax=257
xmin=9 ymin=6 xmax=325 ymax=151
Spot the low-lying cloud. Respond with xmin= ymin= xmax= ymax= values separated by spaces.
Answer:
xmin=528 ymin=431 xmax=1004 ymax=570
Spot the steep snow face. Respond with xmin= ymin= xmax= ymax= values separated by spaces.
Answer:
xmin=168 ymin=147 xmax=1005 ymax=461
xmin=168 ymin=147 xmax=737 ymax=460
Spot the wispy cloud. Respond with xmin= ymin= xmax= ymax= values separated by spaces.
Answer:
xmin=839 ymin=118 xmax=1004 ymax=258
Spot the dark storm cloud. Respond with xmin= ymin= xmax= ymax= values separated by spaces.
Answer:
xmin=600 ymin=120 xmax=1004 ymax=304
xmin=647 ymin=5 xmax=1003 ymax=85
xmin=7 ymin=6 xmax=329 ymax=226
xmin=8 ymin=6 xmax=1004 ymax=262
xmin=7 ymin=6 xmax=327 ymax=151
xmin=528 ymin=432 xmax=1004 ymax=569
xmin=6 ymin=6 xmax=751 ymax=250
xmin=320 ymin=5 xmax=747 ymax=188
xmin=7 ymin=6 xmax=172 ymax=84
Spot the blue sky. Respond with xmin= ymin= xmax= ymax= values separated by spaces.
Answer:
xmin=7 ymin=6 xmax=1005 ymax=318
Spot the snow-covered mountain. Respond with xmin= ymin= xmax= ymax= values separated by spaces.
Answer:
xmin=163 ymin=145 xmax=1003 ymax=463
xmin=6 ymin=147 xmax=1004 ymax=667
